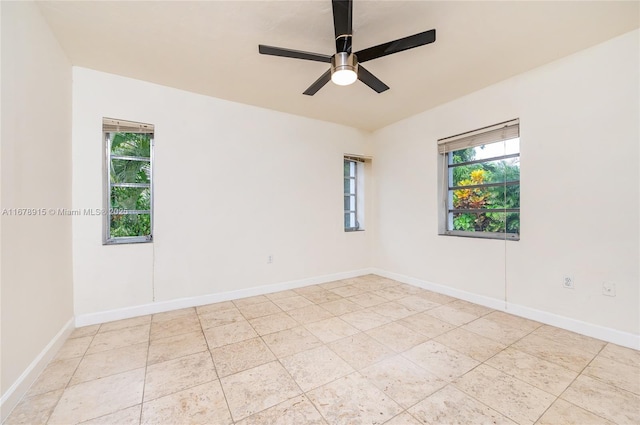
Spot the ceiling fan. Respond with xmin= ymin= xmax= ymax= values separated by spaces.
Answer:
xmin=258 ymin=0 xmax=436 ymax=96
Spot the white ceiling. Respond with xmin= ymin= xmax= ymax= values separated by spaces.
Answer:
xmin=37 ymin=1 xmax=639 ymax=131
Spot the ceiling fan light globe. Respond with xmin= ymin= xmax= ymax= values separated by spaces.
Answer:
xmin=332 ymin=69 xmax=358 ymax=86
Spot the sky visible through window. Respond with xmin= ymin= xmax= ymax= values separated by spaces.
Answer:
xmin=473 ymin=137 xmax=519 ymax=161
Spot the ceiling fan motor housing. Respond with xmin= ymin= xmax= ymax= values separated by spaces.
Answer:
xmin=331 ymin=52 xmax=358 ymax=85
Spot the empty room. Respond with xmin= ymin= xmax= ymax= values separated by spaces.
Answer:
xmin=1 ymin=1 xmax=639 ymax=424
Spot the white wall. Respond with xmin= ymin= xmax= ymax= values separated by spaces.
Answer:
xmin=373 ymin=30 xmax=639 ymax=339
xmin=72 ymin=68 xmax=373 ymax=316
xmin=0 ymin=0 xmax=73 ymax=415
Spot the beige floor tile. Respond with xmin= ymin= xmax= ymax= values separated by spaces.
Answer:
xmin=463 ymin=317 xmax=531 ymax=345
xmin=287 ymin=304 xmax=334 ymax=324
xmin=86 ymin=324 xmax=150 ymax=355
xmin=483 ymin=310 xmax=542 ymax=332
xmin=54 ymin=336 xmax=93 ymax=361
xmin=272 ymin=295 xmax=314 ymax=311
xmin=424 ymin=304 xmax=479 ymax=326
xmin=149 ymin=314 xmax=201 ymax=340
xmin=340 ymin=309 xmax=392 ymax=331
xmin=305 ymin=317 xmax=359 ymax=343
xmin=435 ymin=327 xmax=506 ymax=361
xmin=318 ymin=280 xmax=350 ymax=290
xmin=262 ymin=326 xmax=323 ymax=358
xmin=211 ymin=337 xmax=276 ymax=377
xmin=448 ymin=299 xmax=494 ymax=317
xmin=249 ymin=312 xmax=298 ymax=335
xmin=238 ymin=301 xmax=283 ymax=320
xmin=584 ymin=355 xmax=640 ymax=394
xmin=532 ymin=325 xmax=606 ymax=354
xmin=512 ymin=334 xmax=598 ymax=372
xmin=361 ymin=355 xmax=446 ymax=408
xmin=399 ymin=311 xmax=456 ymax=338
xmin=198 ymin=307 xmax=244 ymax=329
xmin=329 ymin=285 xmax=367 ymax=298
xmin=561 ymin=374 xmax=640 ymax=424
xmin=147 ymin=330 xmax=208 ymax=364
xmin=366 ymin=322 xmax=428 ymax=353
xmin=27 ymin=357 xmax=81 ymax=397
xmin=70 ymin=342 xmax=148 ymax=386
xmin=203 ymin=320 xmax=258 ymax=349
xmin=403 ymin=341 xmax=479 ymax=381
xmin=235 ymin=395 xmax=327 ymax=425
xmin=79 ymin=405 xmax=141 ymax=424
xmin=328 ymin=333 xmax=395 ymax=371
xmin=351 ymin=281 xmax=390 ymax=293
xmin=347 ymin=292 xmax=388 ymax=308
xmin=69 ymin=325 xmax=100 ymax=339
xmin=293 ymin=285 xmax=328 ymax=297
xmin=301 ymin=289 xmax=343 ymax=304
xmin=48 ymin=368 xmax=144 ymax=424
xmin=383 ymin=412 xmax=422 ymax=425
xmin=453 ymin=364 xmax=555 ymax=425
xmin=394 ymin=283 xmax=425 ymax=295
xmin=536 ymin=399 xmax=615 ymax=425
xmin=220 ymin=361 xmax=301 ymax=422
xmin=320 ymin=298 xmax=363 ymax=315
xmin=372 ymin=302 xmax=416 ymax=320
xmin=372 ymin=286 xmax=408 ymax=301
xmin=99 ymin=315 xmax=151 ymax=333
xmin=141 ymin=380 xmax=232 ymax=425
xmin=233 ymin=295 xmax=270 ymax=308
xmin=394 ymin=295 xmax=440 ymax=312
xmin=144 ymin=351 xmax=217 ymax=401
xmin=485 ymin=347 xmax=578 ymax=396
xmin=307 ymin=372 xmax=403 ymax=425
xmin=409 ymin=385 xmax=516 ymax=425
xmin=265 ymin=289 xmax=299 ymax=301
xmin=599 ymin=343 xmax=640 ymax=368
xmin=4 ymin=389 xmax=63 ymax=425
xmin=151 ymin=307 xmax=196 ymax=323
xmin=196 ymin=300 xmax=236 ymax=315
xmin=417 ymin=290 xmax=457 ymax=305
xmin=280 ymin=346 xmax=354 ymax=391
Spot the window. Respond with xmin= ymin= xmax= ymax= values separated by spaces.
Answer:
xmin=103 ymin=118 xmax=154 ymax=244
xmin=438 ymin=119 xmax=520 ymax=240
xmin=344 ymin=156 xmax=366 ymax=231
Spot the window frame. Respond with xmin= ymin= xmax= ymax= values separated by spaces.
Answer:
xmin=344 ymin=157 xmax=360 ymax=232
xmin=438 ymin=119 xmax=520 ymax=241
xmin=103 ymin=118 xmax=154 ymax=245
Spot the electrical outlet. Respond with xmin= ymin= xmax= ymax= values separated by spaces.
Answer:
xmin=562 ymin=276 xmax=575 ymax=289
xmin=602 ymin=282 xmax=616 ymax=297
xmin=267 ymin=254 xmax=273 ymax=264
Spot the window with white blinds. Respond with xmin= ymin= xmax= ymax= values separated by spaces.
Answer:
xmin=103 ymin=118 xmax=154 ymax=244
xmin=438 ymin=119 xmax=520 ymax=240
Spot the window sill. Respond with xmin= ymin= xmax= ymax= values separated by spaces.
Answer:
xmin=440 ymin=231 xmax=519 ymax=241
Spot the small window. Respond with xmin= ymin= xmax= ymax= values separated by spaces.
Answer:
xmin=344 ymin=156 xmax=366 ymax=231
xmin=103 ymin=118 xmax=154 ymax=244
xmin=438 ymin=119 xmax=520 ymax=240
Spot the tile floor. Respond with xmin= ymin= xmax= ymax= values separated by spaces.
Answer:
xmin=5 ymin=275 xmax=640 ymax=425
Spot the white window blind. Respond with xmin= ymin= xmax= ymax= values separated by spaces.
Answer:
xmin=437 ymin=119 xmax=519 ymax=154
xmin=103 ymin=118 xmax=154 ymax=134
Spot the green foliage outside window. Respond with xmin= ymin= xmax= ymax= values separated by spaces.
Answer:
xmin=450 ymin=145 xmax=520 ymax=234
xmin=109 ymin=132 xmax=152 ymax=238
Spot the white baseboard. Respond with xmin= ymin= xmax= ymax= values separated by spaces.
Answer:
xmin=373 ymin=268 xmax=640 ymax=350
xmin=1 ymin=317 xmax=75 ymax=422
xmin=76 ymin=268 xmax=375 ymax=327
